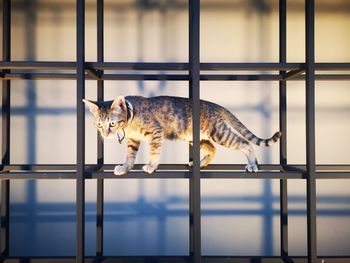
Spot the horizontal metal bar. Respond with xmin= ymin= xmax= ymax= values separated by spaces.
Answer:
xmin=102 ymin=74 xmax=188 ymax=81
xmin=1 ymin=61 xmax=350 ymax=72
xmin=1 ymin=170 xmax=350 ymax=180
xmin=91 ymin=62 xmax=304 ymax=71
xmin=0 ymin=172 xmax=77 ymax=179
xmin=1 ymin=164 xmax=350 ymax=172
xmin=2 ymin=256 xmax=350 ymax=263
xmin=3 ymin=72 xmax=350 ymax=81
xmin=0 ymin=61 xmax=76 ymax=70
xmin=315 ymin=62 xmax=350 ymax=70
xmin=90 ymin=171 xmax=190 ymax=179
xmin=1 ymin=73 xmax=188 ymax=81
xmin=315 ymin=172 xmax=350 ymax=179
xmin=89 ymin=62 xmax=189 ymax=71
xmin=200 ymin=171 xmax=303 ymax=179
xmin=2 ymin=73 xmax=77 ymax=80
xmin=201 ymin=74 xmax=282 ymax=81
xmin=303 ymin=74 xmax=350 ymax=81
xmin=201 ymin=62 xmax=303 ymax=71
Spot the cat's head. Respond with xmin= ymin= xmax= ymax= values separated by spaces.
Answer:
xmin=83 ymin=96 xmax=129 ymax=139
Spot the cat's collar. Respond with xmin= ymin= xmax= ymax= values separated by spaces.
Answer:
xmin=116 ymin=99 xmax=133 ymax=144
xmin=125 ymin=99 xmax=134 ymax=125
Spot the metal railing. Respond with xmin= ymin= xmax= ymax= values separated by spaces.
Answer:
xmin=1 ymin=0 xmax=350 ymax=263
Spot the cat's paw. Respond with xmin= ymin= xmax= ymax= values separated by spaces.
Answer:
xmin=114 ymin=165 xmax=129 ymax=176
xmin=245 ymin=163 xmax=258 ymax=173
xmin=188 ymin=161 xmax=193 ymax=167
xmin=142 ymin=164 xmax=157 ymax=174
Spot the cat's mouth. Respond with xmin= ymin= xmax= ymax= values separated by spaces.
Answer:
xmin=100 ymin=132 xmax=113 ymax=139
xmin=100 ymin=129 xmax=126 ymax=143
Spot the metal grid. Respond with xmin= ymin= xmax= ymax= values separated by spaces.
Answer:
xmin=1 ymin=0 xmax=350 ymax=263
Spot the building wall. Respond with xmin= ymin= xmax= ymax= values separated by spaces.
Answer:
xmin=1 ymin=0 xmax=350 ymax=256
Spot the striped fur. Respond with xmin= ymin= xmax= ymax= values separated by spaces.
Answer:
xmin=83 ymin=96 xmax=282 ymax=175
xmin=223 ymin=111 xmax=282 ymax=147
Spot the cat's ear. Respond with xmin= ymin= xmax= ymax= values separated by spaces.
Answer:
xmin=111 ymin=96 xmax=126 ymax=111
xmin=82 ymin=99 xmax=99 ymax=115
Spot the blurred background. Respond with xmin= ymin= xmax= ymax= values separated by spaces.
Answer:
xmin=1 ymin=0 xmax=350 ymax=257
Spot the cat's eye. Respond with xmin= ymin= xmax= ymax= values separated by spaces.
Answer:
xmin=95 ymin=122 xmax=103 ymax=128
xmin=110 ymin=121 xmax=117 ymax=127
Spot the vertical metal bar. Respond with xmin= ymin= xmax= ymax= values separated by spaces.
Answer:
xmin=96 ymin=0 xmax=104 ymax=258
xmin=305 ymin=0 xmax=317 ymax=263
xmin=0 ymin=181 xmax=9 ymax=258
xmin=76 ymin=0 xmax=85 ymax=262
xmin=1 ymin=0 xmax=11 ymax=258
xmin=279 ymin=0 xmax=288 ymax=257
xmin=189 ymin=0 xmax=201 ymax=262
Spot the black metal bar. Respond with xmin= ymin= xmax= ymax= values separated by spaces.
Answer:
xmin=305 ymin=0 xmax=317 ymax=263
xmin=0 ymin=163 xmax=348 ymax=173
xmin=0 ymin=172 xmax=77 ymax=180
xmin=89 ymin=62 xmax=303 ymax=71
xmin=2 ymin=73 xmax=78 ymax=80
xmin=91 ymin=171 xmax=303 ymax=180
xmin=2 ymin=163 xmax=350 ymax=172
xmin=283 ymin=69 xmax=305 ymax=80
xmin=89 ymin=62 xmax=189 ymax=71
xmin=4 ymin=72 xmax=350 ymax=81
xmin=201 ymin=74 xmax=282 ymax=81
xmin=96 ymin=0 xmax=104 ymax=258
xmin=3 ymin=170 xmax=350 ymax=180
xmin=0 ymin=164 xmax=350 ymax=174
xmin=0 ymin=61 xmax=76 ymax=70
xmin=279 ymin=0 xmax=288 ymax=258
xmin=3 ymin=73 xmax=281 ymax=81
xmin=315 ymin=62 xmax=350 ymax=70
xmin=200 ymin=63 xmax=303 ymax=71
xmin=2 ymin=61 xmax=350 ymax=72
xmin=76 ymin=0 xmax=86 ymax=262
xmin=102 ymin=74 xmax=188 ymax=81
xmin=86 ymin=68 xmax=102 ymax=80
xmin=1 ymin=0 xmax=11 ymax=259
xmin=92 ymin=62 xmax=305 ymax=71
xmin=189 ymin=0 xmax=201 ymax=262
xmin=304 ymin=74 xmax=350 ymax=81
xmin=0 ymin=180 xmax=10 ymax=256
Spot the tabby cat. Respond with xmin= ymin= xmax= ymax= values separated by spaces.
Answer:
xmin=83 ymin=96 xmax=281 ymax=175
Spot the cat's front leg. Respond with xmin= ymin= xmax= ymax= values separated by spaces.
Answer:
xmin=114 ymin=139 xmax=140 ymax=176
xmin=143 ymin=129 xmax=163 ymax=174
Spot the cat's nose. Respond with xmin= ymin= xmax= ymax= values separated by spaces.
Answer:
xmin=102 ymin=130 xmax=109 ymax=138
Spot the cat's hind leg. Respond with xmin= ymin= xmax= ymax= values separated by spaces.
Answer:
xmin=199 ymin=140 xmax=216 ymax=167
xmin=239 ymin=142 xmax=258 ymax=172
xmin=188 ymin=140 xmax=216 ymax=168
xmin=211 ymin=125 xmax=258 ymax=172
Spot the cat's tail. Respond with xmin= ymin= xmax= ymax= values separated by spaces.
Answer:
xmin=246 ymin=131 xmax=282 ymax=147
xmin=223 ymin=111 xmax=282 ymax=147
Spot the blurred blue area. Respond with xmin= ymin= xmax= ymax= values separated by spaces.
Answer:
xmin=8 ymin=190 xmax=350 ymax=256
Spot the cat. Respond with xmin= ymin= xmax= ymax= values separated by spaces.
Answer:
xmin=83 ymin=96 xmax=282 ymax=175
